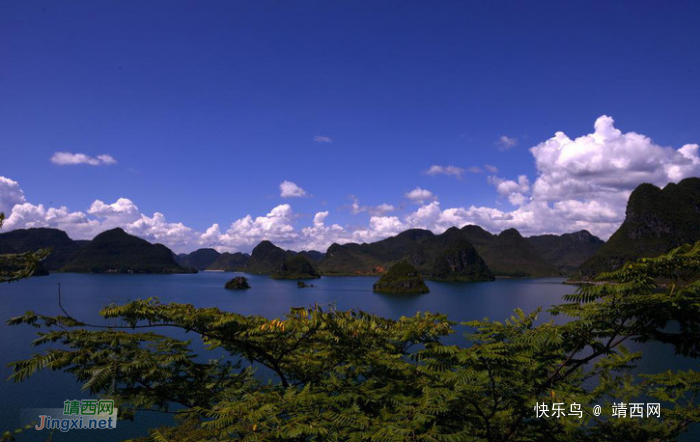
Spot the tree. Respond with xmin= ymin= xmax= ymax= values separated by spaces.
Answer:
xmin=0 ymin=213 xmax=52 ymax=441
xmin=6 ymin=242 xmax=700 ymax=441
xmin=0 ymin=213 xmax=51 ymax=283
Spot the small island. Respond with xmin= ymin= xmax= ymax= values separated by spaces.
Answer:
xmin=271 ymin=255 xmax=320 ymax=280
xmin=373 ymin=261 xmax=430 ymax=294
xmin=225 ymin=276 xmax=251 ymax=290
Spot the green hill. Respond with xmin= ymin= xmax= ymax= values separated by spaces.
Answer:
xmin=62 ymin=228 xmax=194 ymax=274
xmin=176 ymin=248 xmax=222 ymax=270
xmin=320 ymin=243 xmax=383 ymax=275
xmin=373 ymin=261 xmax=429 ymax=294
xmin=422 ymin=227 xmax=494 ymax=281
xmin=461 ymin=226 xmax=561 ymax=277
xmin=245 ymin=240 xmax=295 ymax=274
xmin=271 ymin=255 xmax=320 ymax=280
xmin=575 ymin=177 xmax=700 ymax=279
xmin=0 ymin=228 xmax=81 ymax=270
xmin=527 ymin=230 xmax=604 ymax=274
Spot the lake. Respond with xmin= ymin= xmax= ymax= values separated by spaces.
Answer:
xmin=0 ymin=273 xmax=695 ymax=441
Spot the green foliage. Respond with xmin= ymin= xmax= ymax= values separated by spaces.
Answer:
xmin=0 ymin=213 xmax=52 ymax=283
xmin=7 ymin=242 xmax=700 ymax=441
xmin=0 ymin=213 xmax=51 ymax=441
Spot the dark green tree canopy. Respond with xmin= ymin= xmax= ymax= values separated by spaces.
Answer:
xmin=5 ymin=242 xmax=700 ymax=441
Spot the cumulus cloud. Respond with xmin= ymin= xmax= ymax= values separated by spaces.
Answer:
xmin=405 ymin=187 xmax=436 ymax=204
xmin=300 ymin=211 xmax=349 ymax=251
xmin=279 ymin=181 xmax=308 ymax=198
xmin=478 ymin=115 xmax=700 ymax=238
xmin=2 ymin=193 xmax=197 ymax=251
xmin=88 ymin=198 xmax=141 ymax=223
xmin=497 ymin=136 xmax=517 ymax=151
xmin=313 ymin=136 xmax=332 ymax=143
xmin=215 ymin=204 xmax=298 ymax=249
xmin=3 ymin=115 xmax=699 ymax=254
xmin=51 ymin=152 xmax=117 ymax=166
xmin=4 ymin=202 xmax=101 ymax=239
xmin=0 ymin=177 xmax=26 ymax=215
xmin=489 ymin=175 xmax=531 ymax=206
xmin=530 ymin=115 xmax=700 ymax=200
xmin=348 ymin=116 xmax=698 ymax=241
xmin=128 ymin=213 xmax=196 ymax=247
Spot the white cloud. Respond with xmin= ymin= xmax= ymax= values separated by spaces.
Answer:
xmin=128 ymin=213 xmax=196 ymax=246
xmin=351 ymin=216 xmax=406 ymax=243
xmin=497 ymin=136 xmax=518 ymax=151
xmin=313 ymin=136 xmax=332 ymax=143
xmin=350 ymin=197 xmax=396 ymax=216
xmin=88 ymin=198 xmax=141 ymax=223
xmin=425 ymin=165 xmax=465 ymax=178
xmin=530 ymin=115 xmax=700 ymax=201
xmin=300 ymin=211 xmax=348 ymax=251
xmin=51 ymin=152 xmax=117 ymax=166
xmin=425 ymin=165 xmax=483 ymax=178
xmin=405 ymin=187 xmax=436 ymax=204
xmin=279 ymin=181 xmax=308 ymax=198
xmin=489 ymin=175 xmax=531 ymax=206
xmin=0 ymin=177 xmax=26 ymax=216
xmin=4 ymin=202 xmax=101 ymax=239
xmin=3 ymin=115 xmax=699 ymax=255
xmin=478 ymin=115 xmax=700 ymax=238
xmin=484 ymin=164 xmax=498 ymax=173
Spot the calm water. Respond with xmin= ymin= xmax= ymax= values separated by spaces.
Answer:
xmin=0 ymin=273 xmax=696 ymax=441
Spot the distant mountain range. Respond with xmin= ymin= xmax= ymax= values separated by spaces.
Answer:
xmin=528 ymin=230 xmax=605 ymax=274
xmin=319 ymin=227 xmax=494 ymax=281
xmin=6 ymin=178 xmax=700 ymax=280
xmin=462 ymin=226 xmax=561 ymax=277
xmin=206 ymin=251 xmax=250 ymax=271
xmin=0 ymin=225 xmax=603 ymax=279
xmin=176 ymin=248 xmax=221 ymax=270
xmin=176 ymin=224 xmax=601 ymax=280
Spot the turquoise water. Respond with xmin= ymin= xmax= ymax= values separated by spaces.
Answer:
xmin=0 ymin=273 xmax=696 ymax=441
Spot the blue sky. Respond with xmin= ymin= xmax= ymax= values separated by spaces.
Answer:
xmin=2 ymin=1 xmax=700 ymax=253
